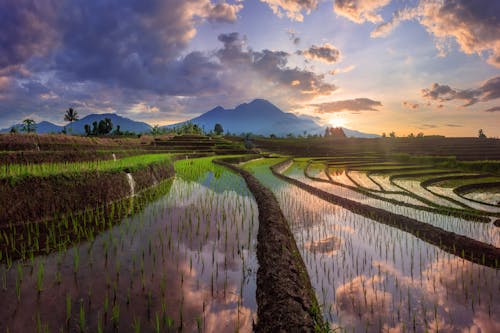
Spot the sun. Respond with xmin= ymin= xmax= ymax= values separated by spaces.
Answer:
xmin=328 ymin=115 xmax=346 ymax=128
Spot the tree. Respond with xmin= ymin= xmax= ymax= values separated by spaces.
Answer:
xmin=98 ymin=118 xmax=113 ymax=135
xmin=408 ymin=133 xmax=415 ymax=138
xmin=151 ymin=125 xmax=162 ymax=136
xmin=64 ymin=108 xmax=79 ymax=122
xmin=389 ymin=131 xmax=396 ymax=138
xmin=214 ymin=123 xmax=224 ymax=135
xmin=91 ymin=121 xmax=98 ymax=136
xmin=417 ymin=132 xmax=424 ymax=138
xmin=84 ymin=124 xmax=91 ymax=136
xmin=10 ymin=127 xmax=17 ymax=134
xmin=478 ymin=129 xmax=487 ymax=138
xmin=381 ymin=132 xmax=386 ymax=138
xmin=21 ymin=119 xmax=36 ymax=133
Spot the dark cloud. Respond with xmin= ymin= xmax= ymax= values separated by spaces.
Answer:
xmin=299 ymin=44 xmax=341 ymax=64
xmin=421 ymin=76 xmax=500 ymax=107
xmin=372 ymin=0 xmax=500 ymax=67
xmin=0 ymin=0 xmax=61 ymax=69
xmin=260 ymin=0 xmax=318 ymax=21
xmin=216 ymin=32 xmax=336 ymax=99
xmin=484 ymin=106 xmax=500 ymax=112
xmin=446 ymin=124 xmax=463 ymax=127
xmin=312 ymin=98 xmax=382 ymax=113
xmin=334 ymin=0 xmax=391 ymax=24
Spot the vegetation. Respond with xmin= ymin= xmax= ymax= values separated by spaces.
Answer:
xmin=64 ymin=108 xmax=79 ymax=123
xmin=22 ymin=119 xmax=36 ymax=133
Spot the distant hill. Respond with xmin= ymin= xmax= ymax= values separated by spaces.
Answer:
xmin=66 ymin=113 xmax=152 ymax=134
xmin=164 ymin=99 xmax=379 ymax=138
xmin=1 ymin=121 xmax=63 ymax=134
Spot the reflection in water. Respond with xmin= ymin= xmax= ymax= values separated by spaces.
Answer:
xmin=247 ymin=159 xmax=499 ymax=332
xmin=0 ymin=173 xmax=258 ymax=333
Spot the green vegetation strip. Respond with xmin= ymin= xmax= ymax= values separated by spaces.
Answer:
xmin=214 ymin=157 xmax=327 ymax=332
xmin=273 ymin=159 xmax=500 ymax=268
xmin=1 ymin=154 xmax=171 ymax=180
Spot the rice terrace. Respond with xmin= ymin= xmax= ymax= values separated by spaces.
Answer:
xmin=1 ymin=0 xmax=500 ymax=332
xmin=0 ymin=129 xmax=499 ymax=332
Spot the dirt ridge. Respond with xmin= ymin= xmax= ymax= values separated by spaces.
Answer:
xmin=214 ymin=158 xmax=326 ymax=333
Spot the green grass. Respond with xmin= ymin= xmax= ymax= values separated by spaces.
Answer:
xmin=433 ymin=176 xmax=500 ymax=188
xmin=1 ymin=154 xmax=171 ymax=179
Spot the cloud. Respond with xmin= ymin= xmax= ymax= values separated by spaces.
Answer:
xmin=333 ymin=0 xmax=391 ymax=24
xmin=421 ymin=76 xmax=500 ymax=107
xmin=216 ymin=32 xmax=336 ymax=99
xmin=402 ymin=101 xmax=419 ymax=110
xmin=0 ymin=0 xmax=62 ymax=69
xmin=484 ymin=106 xmax=500 ymax=112
xmin=299 ymin=43 xmax=341 ymax=63
xmin=372 ymin=0 xmax=500 ymax=67
xmin=260 ymin=0 xmax=318 ymax=21
xmin=446 ymin=123 xmax=462 ymax=127
xmin=287 ymin=29 xmax=301 ymax=45
xmin=204 ymin=2 xmax=243 ymax=23
xmin=312 ymin=98 xmax=382 ymax=113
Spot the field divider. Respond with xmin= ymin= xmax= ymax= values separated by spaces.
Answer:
xmin=273 ymin=159 xmax=500 ymax=269
xmin=310 ymin=161 xmax=494 ymax=222
xmin=213 ymin=156 xmax=327 ymax=333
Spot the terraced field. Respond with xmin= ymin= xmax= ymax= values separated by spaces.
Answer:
xmin=0 ymin=133 xmax=499 ymax=332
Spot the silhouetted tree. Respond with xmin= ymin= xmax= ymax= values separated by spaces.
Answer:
xmin=21 ymin=119 xmax=36 ymax=133
xmin=84 ymin=124 xmax=91 ymax=136
xmin=389 ymin=131 xmax=396 ymax=138
xmin=10 ymin=127 xmax=17 ymax=134
xmin=478 ymin=129 xmax=487 ymax=138
xmin=98 ymin=118 xmax=113 ymax=135
xmin=381 ymin=132 xmax=386 ymax=138
xmin=214 ymin=123 xmax=224 ymax=135
xmin=417 ymin=132 xmax=424 ymax=138
xmin=92 ymin=121 xmax=98 ymax=135
xmin=64 ymin=108 xmax=79 ymax=122
xmin=408 ymin=133 xmax=415 ymax=138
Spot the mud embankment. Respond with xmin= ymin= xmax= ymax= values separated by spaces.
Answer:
xmin=0 ymin=161 xmax=174 ymax=227
xmin=214 ymin=158 xmax=326 ymax=332
xmin=274 ymin=160 xmax=500 ymax=269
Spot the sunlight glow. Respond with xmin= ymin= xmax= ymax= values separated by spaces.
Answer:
xmin=329 ymin=115 xmax=347 ymax=128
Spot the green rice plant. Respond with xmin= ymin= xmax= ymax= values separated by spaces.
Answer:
xmin=79 ymin=300 xmax=85 ymax=332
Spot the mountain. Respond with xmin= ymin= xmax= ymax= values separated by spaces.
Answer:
xmin=164 ymin=99 xmax=379 ymax=137
xmin=1 ymin=121 xmax=63 ymax=134
xmin=65 ymin=113 xmax=152 ymax=134
xmin=164 ymin=99 xmax=320 ymax=136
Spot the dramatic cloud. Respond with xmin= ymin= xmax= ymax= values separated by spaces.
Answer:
xmin=299 ymin=44 xmax=341 ymax=63
xmin=484 ymin=106 xmax=500 ymax=112
xmin=421 ymin=76 xmax=500 ymax=107
xmin=334 ymin=0 xmax=391 ymax=24
xmin=260 ymin=0 xmax=318 ymax=21
xmin=372 ymin=0 xmax=500 ymax=67
xmin=217 ymin=32 xmax=336 ymax=99
xmin=402 ymin=101 xmax=419 ymax=110
xmin=0 ymin=0 xmax=61 ymax=69
xmin=312 ymin=98 xmax=382 ymax=113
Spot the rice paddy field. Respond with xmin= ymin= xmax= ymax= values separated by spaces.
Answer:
xmin=0 ymin=134 xmax=499 ymax=332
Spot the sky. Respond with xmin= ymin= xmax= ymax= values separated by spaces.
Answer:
xmin=0 ymin=0 xmax=499 ymax=137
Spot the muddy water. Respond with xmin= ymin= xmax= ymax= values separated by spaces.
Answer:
xmin=0 ymin=169 xmax=258 ymax=332
xmin=245 ymin=159 xmax=500 ymax=332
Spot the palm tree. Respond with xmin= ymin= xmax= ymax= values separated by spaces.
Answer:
xmin=64 ymin=108 xmax=79 ymax=122
xmin=22 ymin=119 xmax=36 ymax=133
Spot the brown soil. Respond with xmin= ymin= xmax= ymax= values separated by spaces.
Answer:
xmin=214 ymin=158 xmax=326 ymax=333
xmin=273 ymin=159 xmax=500 ymax=269
xmin=0 ymin=161 xmax=174 ymax=227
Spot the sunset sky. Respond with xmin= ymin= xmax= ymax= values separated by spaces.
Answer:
xmin=1 ymin=0 xmax=499 ymax=136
